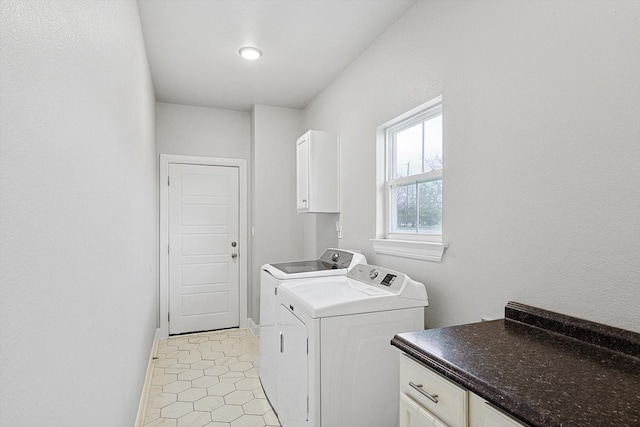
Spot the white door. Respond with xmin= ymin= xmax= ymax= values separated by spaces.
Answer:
xmin=296 ymin=134 xmax=309 ymax=210
xmin=168 ymin=163 xmax=239 ymax=335
xmin=278 ymin=305 xmax=309 ymax=427
xmin=259 ymin=271 xmax=279 ymax=412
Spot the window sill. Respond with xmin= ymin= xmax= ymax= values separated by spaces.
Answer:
xmin=370 ymin=238 xmax=447 ymax=262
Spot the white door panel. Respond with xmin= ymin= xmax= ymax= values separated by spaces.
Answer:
xmin=182 ymin=292 xmax=229 ymax=315
xmin=181 ymin=204 xmax=228 ymax=225
xmin=169 ymin=163 xmax=239 ymax=335
xmin=181 ymin=234 xmax=228 ymax=255
xmin=296 ymin=136 xmax=309 ymax=210
xmin=259 ymin=272 xmax=279 ymax=411
xmin=181 ymin=173 xmax=230 ymax=195
xmin=181 ymin=263 xmax=228 ymax=285
xmin=278 ymin=305 xmax=309 ymax=427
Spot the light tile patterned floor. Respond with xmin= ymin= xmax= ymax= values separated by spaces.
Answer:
xmin=143 ymin=328 xmax=280 ymax=427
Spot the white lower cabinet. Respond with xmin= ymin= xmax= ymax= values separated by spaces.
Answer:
xmin=400 ymin=393 xmax=451 ymax=427
xmin=399 ymin=354 xmax=528 ymax=427
xmin=478 ymin=400 xmax=528 ymax=427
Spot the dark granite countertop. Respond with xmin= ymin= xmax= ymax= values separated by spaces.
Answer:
xmin=391 ymin=302 xmax=640 ymax=427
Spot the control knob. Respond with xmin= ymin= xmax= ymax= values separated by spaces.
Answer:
xmin=331 ymin=252 xmax=340 ymax=262
xmin=369 ymin=269 xmax=379 ymax=280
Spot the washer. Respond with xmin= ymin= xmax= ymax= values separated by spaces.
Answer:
xmin=276 ymin=263 xmax=428 ymax=427
xmin=259 ymin=248 xmax=366 ymax=413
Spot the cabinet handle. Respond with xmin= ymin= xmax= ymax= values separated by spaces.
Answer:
xmin=409 ymin=381 xmax=439 ymax=404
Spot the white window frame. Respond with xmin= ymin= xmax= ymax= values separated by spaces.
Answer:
xmin=371 ymin=96 xmax=447 ymax=262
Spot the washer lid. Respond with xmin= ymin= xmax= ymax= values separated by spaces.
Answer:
xmin=262 ymin=248 xmax=366 ymax=280
xmin=264 ymin=260 xmax=347 ymax=280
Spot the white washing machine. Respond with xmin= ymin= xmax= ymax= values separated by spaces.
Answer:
xmin=259 ymin=248 xmax=366 ymax=413
xmin=276 ymin=264 xmax=428 ymax=427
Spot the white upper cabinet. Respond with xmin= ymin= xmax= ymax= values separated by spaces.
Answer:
xmin=296 ymin=130 xmax=339 ymax=213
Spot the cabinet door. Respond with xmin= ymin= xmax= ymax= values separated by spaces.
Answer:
xmin=483 ymin=403 xmax=527 ymax=427
xmin=277 ymin=305 xmax=309 ymax=426
xmin=400 ymin=354 xmax=468 ymax=427
xmin=400 ymin=394 xmax=450 ymax=427
xmin=296 ymin=135 xmax=309 ymax=210
xmin=258 ymin=273 xmax=278 ymax=411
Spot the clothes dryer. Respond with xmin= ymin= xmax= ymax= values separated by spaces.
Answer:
xmin=276 ymin=264 xmax=428 ymax=427
xmin=259 ymin=248 xmax=366 ymax=413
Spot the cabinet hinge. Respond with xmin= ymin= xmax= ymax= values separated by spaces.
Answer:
xmin=306 ymin=339 xmax=309 ymax=354
xmin=168 ymin=312 xmax=170 ymax=322
xmin=168 ymin=245 xmax=170 ymax=254
xmin=167 ymin=176 xmax=170 ymax=186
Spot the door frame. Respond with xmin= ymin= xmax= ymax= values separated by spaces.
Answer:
xmin=159 ymin=154 xmax=248 ymax=338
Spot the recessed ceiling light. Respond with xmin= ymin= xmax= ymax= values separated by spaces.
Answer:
xmin=239 ymin=46 xmax=262 ymax=60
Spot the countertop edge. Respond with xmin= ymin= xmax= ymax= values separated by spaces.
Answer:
xmin=391 ymin=335 xmax=540 ymax=427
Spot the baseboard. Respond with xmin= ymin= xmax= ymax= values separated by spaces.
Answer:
xmin=134 ymin=328 xmax=160 ymax=427
xmin=247 ymin=318 xmax=259 ymax=337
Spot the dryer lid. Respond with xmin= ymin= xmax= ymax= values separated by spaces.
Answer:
xmin=279 ymin=264 xmax=428 ymax=318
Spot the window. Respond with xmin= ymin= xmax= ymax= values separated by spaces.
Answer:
xmin=372 ymin=96 xmax=446 ymax=262
xmin=386 ymin=101 xmax=442 ymax=240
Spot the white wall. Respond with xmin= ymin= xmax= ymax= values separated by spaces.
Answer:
xmin=0 ymin=1 xmax=157 ymax=425
xmin=251 ymin=105 xmax=304 ymax=321
xmin=302 ymin=213 xmax=340 ymax=259
xmin=156 ymin=102 xmax=250 ymax=159
xmin=303 ymin=0 xmax=640 ymax=332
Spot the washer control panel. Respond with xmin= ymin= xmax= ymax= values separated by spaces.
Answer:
xmin=318 ymin=249 xmax=359 ymax=269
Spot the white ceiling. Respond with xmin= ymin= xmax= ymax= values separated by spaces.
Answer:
xmin=137 ymin=0 xmax=417 ymax=112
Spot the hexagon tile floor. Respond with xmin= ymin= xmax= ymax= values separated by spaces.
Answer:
xmin=143 ymin=328 xmax=280 ymax=427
